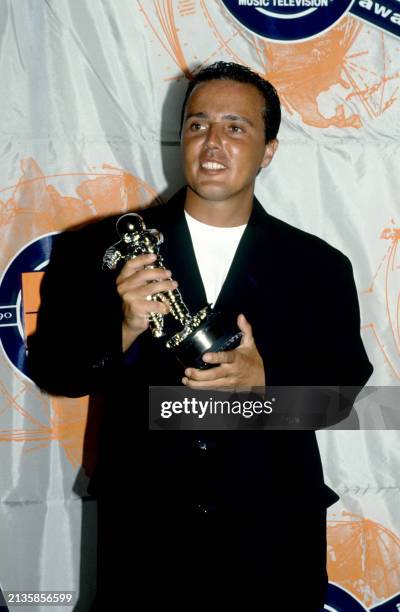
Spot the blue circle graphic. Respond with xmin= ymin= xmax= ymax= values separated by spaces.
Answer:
xmin=221 ymin=0 xmax=355 ymax=43
xmin=324 ymin=583 xmax=368 ymax=611
xmin=0 ymin=234 xmax=58 ymax=379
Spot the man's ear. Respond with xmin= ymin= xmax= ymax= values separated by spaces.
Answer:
xmin=261 ymin=139 xmax=279 ymax=169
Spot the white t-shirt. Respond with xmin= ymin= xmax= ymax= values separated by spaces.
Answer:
xmin=184 ymin=211 xmax=246 ymax=306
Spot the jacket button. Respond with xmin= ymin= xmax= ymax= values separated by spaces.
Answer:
xmin=197 ymin=440 xmax=207 ymax=451
xmin=195 ymin=503 xmax=217 ymax=514
xmin=92 ymin=357 xmax=109 ymax=369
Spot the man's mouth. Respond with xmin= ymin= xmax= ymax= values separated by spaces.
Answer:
xmin=200 ymin=161 xmax=227 ymax=170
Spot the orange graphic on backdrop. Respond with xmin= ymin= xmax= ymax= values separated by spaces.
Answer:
xmin=0 ymin=158 xmax=161 ymax=469
xmin=327 ymin=513 xmax=400 ymax=606
xmin=0 ymin=158 xmax=160 ymax=268
xmin=139 ymin=0 xmax=399 ymax=128
xmin=140 ymin=0 xmax=191 ymax=77
xmin=362 ymin=221 xmax=400 ymax=380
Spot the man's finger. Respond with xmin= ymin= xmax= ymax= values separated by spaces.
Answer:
xmin=182 ymin=375 xmax=234 ymax=389
xmin=136 ymin=278 xmax=178 ymax=296
xmin=118 ymin=276 xmax=177 ymax=299
xmin=131 ymin=267 xmax=173 ymax=285
xmin=117 ymin=266 xmax=171 ymax=288
xmin=122 ymin=293 xmax=170 ymax=317
xmin=116 ymin=254 xmax=159 ymax=281
xmin=237 ymin=313 xmax=254 ymax=346
xmin=202 ymin=350 xmax=235 ymax=365
xmin=184 ymin=364 xmax=230 ymax=381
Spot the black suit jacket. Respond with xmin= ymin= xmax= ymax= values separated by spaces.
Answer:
xmin=29 ymin=187 xmax=373 ymax=515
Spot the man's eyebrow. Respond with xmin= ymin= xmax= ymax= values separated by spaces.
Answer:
xmin=185 ymin=112 xmax=208 ymax=122
xmin=185 ymin=112 xmax=254 ymax=127
xmin=222 ymin=113 xmax=254 ymax=127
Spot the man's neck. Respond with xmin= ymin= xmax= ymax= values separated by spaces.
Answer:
xmin=184 ymin=188 xmax=253 ymax=228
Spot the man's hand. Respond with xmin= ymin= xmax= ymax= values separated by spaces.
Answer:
xmin=182 ymin=314 xmax=266 ymax=389
xmin=116 ymin=253 xmax=178 ymax=351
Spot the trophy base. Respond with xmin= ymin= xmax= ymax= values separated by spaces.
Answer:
xmin=170 ymin=310 xmax=242 ymax=370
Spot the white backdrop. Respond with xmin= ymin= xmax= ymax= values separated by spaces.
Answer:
xmin=0 ymin=1 xmax=399 ymax=610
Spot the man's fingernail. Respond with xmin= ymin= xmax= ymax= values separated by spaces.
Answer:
xmin=182 ymin=377 xmax=187 ymax=385
xmin=202 ymin=354 xmax=211 ymax=362
xmin=185 ymin=369 xmax=191 ymax=377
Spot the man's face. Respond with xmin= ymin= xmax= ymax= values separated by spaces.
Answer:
xmin=181 ymin=79 xmax=277 ymax=204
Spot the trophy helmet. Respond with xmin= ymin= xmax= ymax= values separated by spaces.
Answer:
xmin=116 ymin=213 xmax=145 ymax=241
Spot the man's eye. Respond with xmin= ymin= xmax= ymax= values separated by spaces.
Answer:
xmin=190 ymin=122 xmax=206 ymax=131
xmin=229 ymin=125 xmax=244 ymax=134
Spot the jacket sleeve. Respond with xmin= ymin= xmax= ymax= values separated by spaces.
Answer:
xmin=299 ymin=250 xmax=373 ymax=428
xmin=260 ymin=247 xmax=374 ymax=429
xmin=27 ymin=220 xmax=126 ymax=398
xmin=321 ymin=251 xmax=373 ymax=386
xmin=323 ymin=252 xmax=373 ymax=426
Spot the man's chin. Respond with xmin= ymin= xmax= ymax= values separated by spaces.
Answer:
xmin=188 ymin=184 xmax=232 ymax=203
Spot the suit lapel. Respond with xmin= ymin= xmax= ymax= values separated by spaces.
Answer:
xmin=159 ymin=190 xmax=271 ymax=318
xmin=214 ymin=197 xmax=270 ymax=313
xmin=159 ymin=189 xmax=208 ymax=313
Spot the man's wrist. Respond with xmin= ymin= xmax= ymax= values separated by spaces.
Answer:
xmin=122 ymin=323 xmax=141 ymax=352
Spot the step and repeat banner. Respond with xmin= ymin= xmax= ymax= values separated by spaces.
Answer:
xmin=0 ymin=1 xmax=400 ymax=610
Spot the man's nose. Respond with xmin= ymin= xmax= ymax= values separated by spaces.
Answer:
xmin=204 ymin=123 xmax=222 ymax=150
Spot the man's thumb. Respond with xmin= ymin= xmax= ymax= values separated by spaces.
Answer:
xmin=237 ymin=313 xmax=253 ymax=345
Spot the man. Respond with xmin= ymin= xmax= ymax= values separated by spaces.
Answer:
xmin=29 ymin=62 xmax=373 ymax=610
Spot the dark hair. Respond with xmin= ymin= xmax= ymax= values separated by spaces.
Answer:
xmin=179 ymin=61 xmax=281 ymax=143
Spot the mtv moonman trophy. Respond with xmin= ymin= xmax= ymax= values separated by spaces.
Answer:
xmin=102 ymin=213 xmax=242 ymax=369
